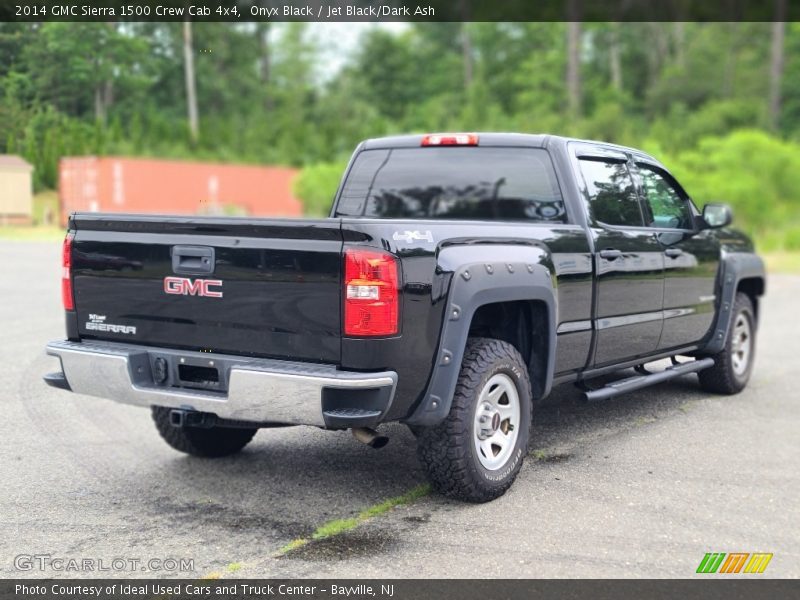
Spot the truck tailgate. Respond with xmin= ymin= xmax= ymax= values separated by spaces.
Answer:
xmin=70 ymin=215 xmax=343 ymax=363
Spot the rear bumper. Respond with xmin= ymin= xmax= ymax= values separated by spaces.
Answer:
xmin=45 ymin=340 xmax=397 ymax=428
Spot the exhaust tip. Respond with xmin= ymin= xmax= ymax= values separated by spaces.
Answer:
xmin=351 ymin=427 xmax=389 ymax=449
xmin=369 ymin=435 xmax=389 ymax=449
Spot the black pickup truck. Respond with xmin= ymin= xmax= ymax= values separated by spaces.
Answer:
xmin=45 ymin=133 xmax=765 ymax=502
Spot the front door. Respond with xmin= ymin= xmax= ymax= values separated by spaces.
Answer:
xmin=633 ymin=161 xmax=721 ymax=350
xmin=575 ymin=153 xmax=665 ymax=366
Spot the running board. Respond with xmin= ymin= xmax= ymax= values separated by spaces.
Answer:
xmin=582 ymin=358 xmax=715 ymax=402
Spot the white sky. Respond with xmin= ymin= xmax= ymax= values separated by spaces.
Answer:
xmin=306 ymin=22 xmax=409 ymax=80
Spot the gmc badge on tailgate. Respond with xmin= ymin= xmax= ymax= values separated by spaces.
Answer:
xmin=164 ymin=276 xmax=223 ymax=298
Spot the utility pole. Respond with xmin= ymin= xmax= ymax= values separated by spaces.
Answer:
xmin=183 ymin=20 xmax=199 ymax=143
xmin=567 ymin=21 xmax=582 ymax=119
xmin=769 ymin=0 xmax=787 ymax=131
xmin=256 ymin=23 xmax=272 ymax=110
xmin=609 ymin=22 xmax=622 ymax=92
xmin=461 ymin=22 xmax=474 ymax=90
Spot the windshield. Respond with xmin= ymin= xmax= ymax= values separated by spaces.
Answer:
xmin=335 ymin=147 xmax=566 ymax=222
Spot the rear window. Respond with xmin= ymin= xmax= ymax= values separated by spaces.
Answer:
xmin=335 ymin=147 xmax=566 ymax=222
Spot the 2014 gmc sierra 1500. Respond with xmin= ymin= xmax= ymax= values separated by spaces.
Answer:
xmin=44 ymin=133 xmax=765 ymax=502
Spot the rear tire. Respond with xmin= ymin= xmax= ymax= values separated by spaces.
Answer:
xmin=151 ymin=407 xmax=257 ymax=457
xmin=699 ymin=292 xmax=756 ymax=395
xmin=416 ymin=337 xmax=532 ymax=503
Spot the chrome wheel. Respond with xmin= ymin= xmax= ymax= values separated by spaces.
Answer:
xmin=731 ymin=313 xmax=752 ymax=376
xmin=473 ymin=373 xmax=521 ymax=471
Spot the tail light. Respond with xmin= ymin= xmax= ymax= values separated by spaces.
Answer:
xmin=62 ymin=233 xmax=74 ymax=311
xmin=344 ymin=248 xmax=399 ymax=337
xmin=421 ymin=133 xmax=478 ymax=146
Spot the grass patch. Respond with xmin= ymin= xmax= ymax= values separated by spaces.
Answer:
xmin=277 ymin=538 xmax=309 ymax=555
xmin=530 ymin=448 xmax=572 ymax=463
xmin=312 ymin=517 xmax=360 ymax=540
xmin=32 ymin=189 xmax=60 ymax=225
xmin=276 ymin=483 xmax=431 ymax=557
xmin=226 ymin=562 xmax=243 ymax=573
xmin=530 ymin=449 xmax=549 ymax=461
xmin=0 ymin=225 xmax=65 ymax=241
xmin=358 ymin=484 xmax=431 ymax=520
xmin=763 ymin=251 xmax=800 ymax=274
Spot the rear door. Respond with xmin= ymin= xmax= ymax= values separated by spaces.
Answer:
xmin=574 ymin=148 xmax=665 ymax=366
xmin=633 ymin=161 xmax=721 ymax=350
xmin=71 ymin=216 xmax=344 ymax=363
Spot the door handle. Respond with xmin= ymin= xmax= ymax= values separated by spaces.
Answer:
xmin=599 ymin=249 xmax=623 ymax=260
xmin=171 ymin=245 xmax=215 ymax=275
xmin=664 ymin=248 xmax=683 ymax=258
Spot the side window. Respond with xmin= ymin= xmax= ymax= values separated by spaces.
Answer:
xmin=578 ymin=158 xmax=642 ymax=227
xmin=637 ymin=163 xmax=694 ymax=229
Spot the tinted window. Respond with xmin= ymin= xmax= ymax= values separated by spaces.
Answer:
xmin=336 ymin=147 xmax=566 ymax=222
xmin=637 ymin=163 xmax=694 ymax=229
xmin=578 ymin=158 xmax=642 ymax=227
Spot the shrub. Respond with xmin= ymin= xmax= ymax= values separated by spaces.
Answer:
xmin=655 ymin=129 xmax=800 ymax=249
xmin=293 ymin=161 xmax=348 ymax=217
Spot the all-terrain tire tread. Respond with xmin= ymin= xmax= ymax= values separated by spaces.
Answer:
xmin=417 ymin=337 xmax=532 ymax=503
xmin=698 ymin=292 xmax=755 ymax=395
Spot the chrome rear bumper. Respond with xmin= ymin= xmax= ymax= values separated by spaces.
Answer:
xmin=45 ymin=340 xmax=397 ymax=428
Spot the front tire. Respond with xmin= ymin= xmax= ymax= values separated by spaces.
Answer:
xmin=417 ymin=337 xmax=532 ymax=503
xmin=699 ymin=292 xmax=757 ymax=394
xmin=151 ymin=407 xmax=257 ymax=457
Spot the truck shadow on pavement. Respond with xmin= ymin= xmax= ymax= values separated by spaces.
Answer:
xmin=136 ymin=368 xmax=710 ymax=539
xmin=532 ymin=368 xmax=708 ymax=455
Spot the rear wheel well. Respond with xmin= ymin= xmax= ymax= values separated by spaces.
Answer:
xmin=467 ymin=300 xmax=549 ymax=400
xmin=736 ymin=277 xmax=764 ymax=322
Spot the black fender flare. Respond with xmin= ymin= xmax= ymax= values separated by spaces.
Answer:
xmin=701 ymin=252 xmax=766 ymax=355
xmin=406 ymin=244 xmax=557 ymax=426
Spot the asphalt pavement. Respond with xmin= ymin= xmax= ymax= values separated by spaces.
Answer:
xmin=1 ymin=241 xmax=797 ymax=578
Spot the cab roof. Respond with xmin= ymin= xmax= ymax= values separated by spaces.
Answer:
xmin=362 ymin=132 xmax=549 ymax=149
xmin=360 ymin=132 xmax=663 ymax=167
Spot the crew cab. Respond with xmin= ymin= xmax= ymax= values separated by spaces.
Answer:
xmin=45 ymin=133 xmax=765 ymax=502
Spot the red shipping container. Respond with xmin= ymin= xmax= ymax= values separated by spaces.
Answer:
xmin=59 ymin=156 xmax=303 ymax=225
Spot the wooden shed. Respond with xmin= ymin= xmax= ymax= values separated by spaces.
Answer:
xmin=0 ymin=155 xmax=33 ymax=225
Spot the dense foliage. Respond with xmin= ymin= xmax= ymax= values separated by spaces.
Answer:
xmin=1 ymin=22 xmax=799 ymax=247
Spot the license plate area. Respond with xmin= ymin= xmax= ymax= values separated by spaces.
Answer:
xmin=178 ymin=364 xmax=219 ymax=387
xmin=144 ymin=351 xmax=229 ymax=393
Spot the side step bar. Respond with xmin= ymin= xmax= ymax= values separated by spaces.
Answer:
xmin=582 ymin=357 xmax=715 ymax=402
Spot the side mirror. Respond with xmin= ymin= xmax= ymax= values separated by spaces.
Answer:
xmin=702 ymin=203 xmax=732 ymax=229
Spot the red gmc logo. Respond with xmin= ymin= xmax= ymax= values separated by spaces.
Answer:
xmin=164 ymin=276 xmax=223 ymax=298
